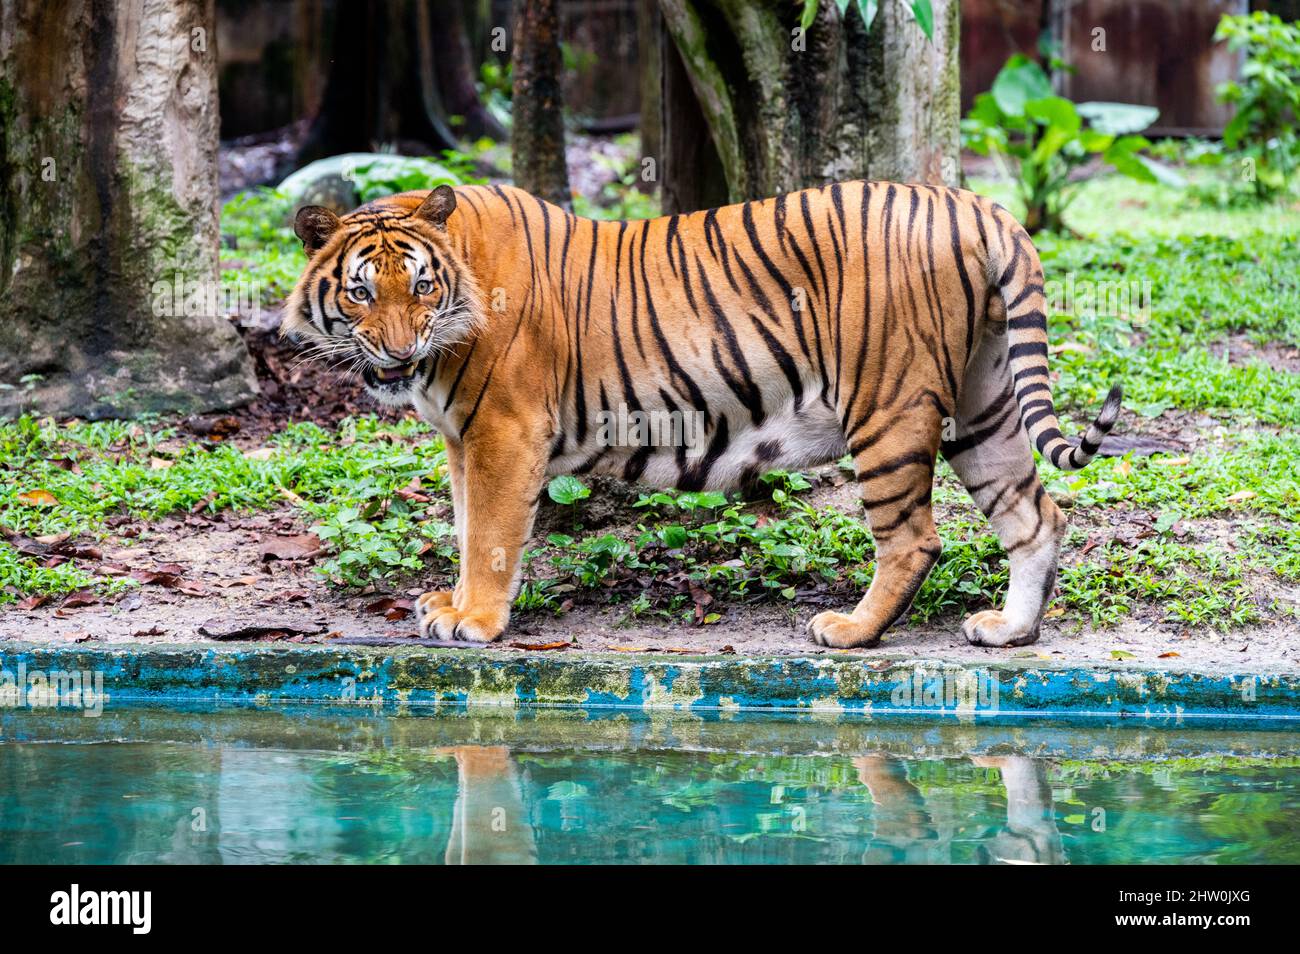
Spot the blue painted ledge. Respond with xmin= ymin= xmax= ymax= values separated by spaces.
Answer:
xmin=1 ymin=642 xmax=1297 ymax=723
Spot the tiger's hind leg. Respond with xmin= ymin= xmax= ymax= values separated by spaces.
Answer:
xmin=943 ymin=327 xmax=1067 ymax=648
xmin=808 ymin=409 xmax=943 ymax=649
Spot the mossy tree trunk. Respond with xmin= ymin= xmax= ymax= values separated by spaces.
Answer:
xmin=511 ymin=0 xmax=572 ymax=209
xmin=0 ymin=0 xmax=258 ymax=419
xmin=655 ymin=0 xmax=960 ymax=212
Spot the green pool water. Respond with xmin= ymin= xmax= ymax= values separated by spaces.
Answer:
xmin=1 ymin=706 xmax=1297 ymax=864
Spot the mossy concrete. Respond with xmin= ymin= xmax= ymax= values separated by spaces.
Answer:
xmin=1 ymin=642 xmax=1296 ymax=724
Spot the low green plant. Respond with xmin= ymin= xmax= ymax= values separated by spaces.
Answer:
xmin=347 ymin=151 xmax=486 ymax=203
xmin=962 ymin=54 xmax=1179 ymax=233
xmin=1214 ymin=11 xmax=1300 ymax=201
xmin=219 ymin=187 xmax=303 ymax=303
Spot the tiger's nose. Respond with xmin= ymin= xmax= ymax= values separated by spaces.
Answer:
xmin=387 ymin=343 xmax=417 ymax=361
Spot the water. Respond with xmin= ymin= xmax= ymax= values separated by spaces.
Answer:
xmin=1 ymin=706 xmax=1297 ymax=864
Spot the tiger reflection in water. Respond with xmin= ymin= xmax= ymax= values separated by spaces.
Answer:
xmin=438 ymin=747 xmax=1063 ymax=865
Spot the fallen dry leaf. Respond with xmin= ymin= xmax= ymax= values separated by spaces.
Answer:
xmin=61 ymin=591 xmax=99 ymax=608
xmin=131 ymin=569 xmax=183 ymax=588
xmin=1112 ymin=460 xmax=1132 ymax=477
xmin=46 ymin=457 xmax=82 ymax=474
xmin=17 ymin=489 xmax=58 ymax=507
xmin=149 ymin=456 xmax=174 ymax=470
xmin=1224 ymin=490 xmax=1257 ymax=504
xmin=259 ymin=533 xmax=324 ymax=562
xmin=185 ymin=415 xmax=240 ymax=440
xmin=1155 ymin=456 xmax=1190 ymax=467
xmin=243 ymin=447 xmax=277 ymax=461
xmin=508 ymin=640 xmax=572 ymax=651
xmin=212 ymin=576 xmax=261 ymax=589
xmin=1158 ymin=651 xmax=1181 ymax=658
xmin=15 ymin=595 xmax=49 ymax=611
xmin=364 ymin=596 xmax=413 ymax=620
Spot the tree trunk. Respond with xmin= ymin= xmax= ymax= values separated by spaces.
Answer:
xmin=437 ymin=0 xmax=508 ymax=141
xmin=510 ymin=0 xmax=571 ymax=209
xmin=657 ymin=0 xmax=960 ymax=211
xmin=660 ymin=19 xmax=728 ymax=213
xmin=636 ymin=0 xmax=663 ymax=195
xmin=296 ymin=0 xmax=461 ymax=164
xmin=865 ymin=0 xmax=962 ymax=185
xmin=0 ymin=0 xmax=257 ymax=419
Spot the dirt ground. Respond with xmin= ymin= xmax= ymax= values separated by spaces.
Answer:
xmin=3 ymin=487 xmax=1296 ymax=672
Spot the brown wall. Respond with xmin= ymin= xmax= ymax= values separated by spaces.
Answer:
xmin=960 ymin=0 xmax=1251 ymax=135
xmin=1058 ymin=0 xmax=1247 ymax=134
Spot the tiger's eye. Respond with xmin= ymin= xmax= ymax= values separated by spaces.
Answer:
xmin=348 ymin=286 xmax=371 ymax=304
xmin=415 ymin=279 xmax=433 ymax=296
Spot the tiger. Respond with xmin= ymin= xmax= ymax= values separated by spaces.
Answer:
xmin=283 ymin=181 xmax=1121 ymax=649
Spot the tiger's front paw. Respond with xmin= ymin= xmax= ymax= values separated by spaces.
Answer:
xmin=417 ymin=603 xmax=508 ymax=643
xmin=806 ymin=611 xmax=882 ymax=649
xmin=962 ymin=609 xmax=1039 ymax=648
xmin=416 ymin=589 xmax=455 ymax=616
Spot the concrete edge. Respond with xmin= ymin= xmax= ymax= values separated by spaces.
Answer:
xmin=1 ymin=641 xmax=1296 ymax=723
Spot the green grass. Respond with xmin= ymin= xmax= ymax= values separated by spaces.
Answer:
xmin=968 ymin=172 xmax=1300 ymax=238
xmin=219 ymin=188 xmax=305 ymax=304
xmin=0 ymin=416 xmax=454 ymax=602
xmin=3 ymin=171 xmax=1297 ymax=634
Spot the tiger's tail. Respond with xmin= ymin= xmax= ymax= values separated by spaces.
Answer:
xmin=993 ymin=215 xmax=1122 ymax=472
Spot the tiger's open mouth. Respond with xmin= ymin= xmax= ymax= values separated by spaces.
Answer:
xmin=360 ymin=361 xmax=419 ymax=393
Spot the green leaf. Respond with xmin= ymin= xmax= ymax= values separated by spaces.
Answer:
xmin=1025 ymin=96 xmax=1081 ymax=133
xmin=1109 ymin=650 xmax=1137 ymax=660
xmin=547 ymin=475 xmax=591 ymax=506
xmin=967 ymin=91 xmax=1004 ymax=125
xmin=854 ymin=0 xmax=878 ymax=28
xmin=800 ymin=0 xmax=819 ymax=31
xmin=1076 ymin=101 xmax=1159 ymax=135
xmin=906 ymin=0 xmax=934 ymax=41
xmin=660 ymin=524 xmax=688 ymax=549
xmin=1136 ymin=155 xmax=1187 ymax=189
xmin=1077 ymin=128 xmax=1115 ymax=152
xmin=1221 ymin=109 xmax=1250 ymax=150
xmin=991 ymin=55 xmax=1052 ymax=118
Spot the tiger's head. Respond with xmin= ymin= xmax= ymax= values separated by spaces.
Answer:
xmin=282 ymin=185 xmax=484 ymax=405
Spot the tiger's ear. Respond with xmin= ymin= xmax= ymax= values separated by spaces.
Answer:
xmin=413 ymin=185 xmax=457 ymax=230
xmin=293 ymin=205 xmax=342 ymax=254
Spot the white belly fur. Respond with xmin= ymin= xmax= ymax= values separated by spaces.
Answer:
xmin=549 ymin=397 xmax=848 ymax=491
